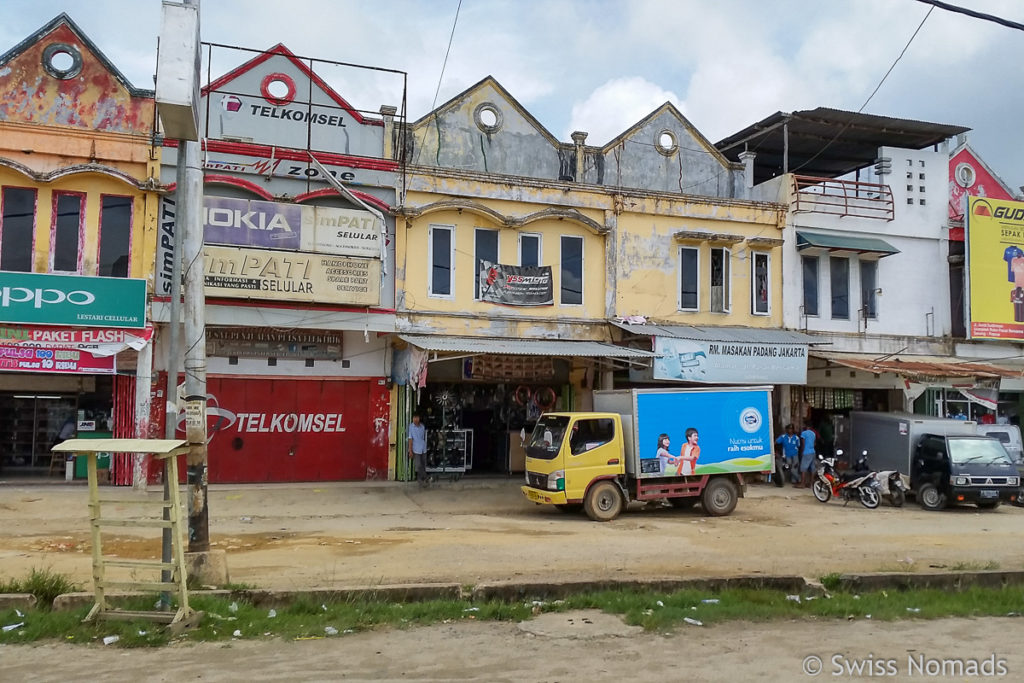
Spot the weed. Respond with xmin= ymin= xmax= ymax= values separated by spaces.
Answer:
xmin=949 ymin=561 xmax=1000 ymax=571
xmin=820 ymin=572 xmax=842 ymax=592
xmin=0 ymin=568 xmax=79 ymax=610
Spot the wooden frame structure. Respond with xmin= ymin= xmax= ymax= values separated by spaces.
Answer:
xmin=51 ymin=438 xmax=198 ymax=629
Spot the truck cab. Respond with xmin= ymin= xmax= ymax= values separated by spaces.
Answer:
xmin=913 ymin=434 xmax=1020 ymax=510
xmin=521 ymin=413 xmax=625 ymax=516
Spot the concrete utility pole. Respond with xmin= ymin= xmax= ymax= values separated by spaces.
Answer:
xmin=180 ymin=139 xmax=209 ymax=553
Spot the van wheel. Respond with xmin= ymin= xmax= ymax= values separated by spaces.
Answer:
xmin=918 ymin=483 xmax=946 ymax=511
xmin=977 ymin=501 xmax=1001 ymax=510
xmin=702 ymin=478 xmax=738 ymax=517
xmin=554 ymin=503 xmax=583 ymax=513
xmin=584 ymin=481 xmax=623 ymax=522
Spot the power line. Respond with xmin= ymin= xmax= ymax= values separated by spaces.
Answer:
xmin=431 ymin=0 xmax=463 ymax=111
xmin=914 ymin=0 xmax=1024 ymax=31
xmin=791 ymin=5 xmax=934 ymax=174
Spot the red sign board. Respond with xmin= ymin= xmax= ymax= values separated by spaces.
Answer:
xmin=0 ymin=344 xmax=115 ymax=374
xmin=171 ymin=376 xmax=389 ymax=483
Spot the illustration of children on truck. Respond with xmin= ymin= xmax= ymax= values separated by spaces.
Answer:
xmin=679 ymin=428 xmax=700 ymax=475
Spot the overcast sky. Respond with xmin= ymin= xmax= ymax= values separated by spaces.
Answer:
xmin=3 ymin=0 xmax=1022 ymax=190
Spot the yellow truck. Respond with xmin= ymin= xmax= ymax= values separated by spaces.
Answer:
xmin=521 ymin=387 xmax=774 ymax=521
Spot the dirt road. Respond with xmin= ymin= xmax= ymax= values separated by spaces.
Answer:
xmin=2 ymin=614 xmax=1019 ymax=682
xmin=2 ymin=479 xmax=1023 ymax=588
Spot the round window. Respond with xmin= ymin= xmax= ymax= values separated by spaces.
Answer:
xmin=655 ymin=129 xmax=678 ymax=156
xmin=473 ymin=103 xmax=503 ymax=134
xmin=954 ymin=162 xmax=976 ymax=189
xmin=42 ymin=43 xmax=83 ymax=80
xmin=260 ymin=73 xmax=296 ymax=106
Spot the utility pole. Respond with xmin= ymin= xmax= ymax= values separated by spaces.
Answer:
xmin=181 ymin=139 xmax=208 ymax=552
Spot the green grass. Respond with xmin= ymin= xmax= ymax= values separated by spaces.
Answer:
xmin=3 ymin=584 xmax=1024 ymax=647
xmin=0 ymin=568 xmax=80 ymax=610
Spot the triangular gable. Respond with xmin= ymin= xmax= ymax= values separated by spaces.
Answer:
xmin=949 ymin=142 xmax=1015 ymax=224
xmin=0 ymin=14 xmax=153 ymax=135
xmin=203 ymin=44 xmax=375 ymax=126
xmin=411 ymin=75 xmax=561 ymax=146
xmin=200 ymin=43 xmax=385 ymax=157
xmin=602 ymin=102 xmax=734 ymax=168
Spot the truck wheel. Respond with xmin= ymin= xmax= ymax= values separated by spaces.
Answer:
xmin=555 ymin=503 xmax=583 ymax=513
xmin=977 ymin=501 xmax=1001 ymax=510
xmin=918 ymin=483 xmax=946 ymax=511
xmin=701 ymin=478 xmax=738 ymax=517
xmin=584 ymin=481 xmax=623 ymax=522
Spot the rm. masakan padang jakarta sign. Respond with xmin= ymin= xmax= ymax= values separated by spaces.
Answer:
xmin=0 ymin=271 xmax=147 ymax=329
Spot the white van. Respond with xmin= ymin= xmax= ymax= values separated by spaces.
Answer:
xmin=977 ymin=424 xmax=1023 ymax=464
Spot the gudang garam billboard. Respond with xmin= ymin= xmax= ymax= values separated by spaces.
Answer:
xmin=968 ymin=196 xmax=1024 ymax=340
xmin=634 ymin=388 xmax=773 ymax=478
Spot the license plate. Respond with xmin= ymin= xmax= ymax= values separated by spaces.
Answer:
xmin=526 ymin=489 xmax=544 ymax=502
xmin=980 ymin=489 xmax=998 ymax=499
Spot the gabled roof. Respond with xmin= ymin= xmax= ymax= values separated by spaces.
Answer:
xmin=0 ymin=13 xmax=153 ymax=97
xmin=203 ymin=43 xmax=375 ymax=125
xmin=602 ymin=101 xmax=735 ymax=167
xmin=716 ymin=107 xmax=969 ymax=184
xmin=411 ymin=75 xmax=562 ymax=146
xmin=950 ymin=140 xmax=1016 ymax=199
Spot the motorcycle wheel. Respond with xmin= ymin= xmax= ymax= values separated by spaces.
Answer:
xmin=859 ymin=486 xmax=880 ymax=509
xmin=812 ymin=479 xmax=831 ymax=503
xmin=889 ymin=488 xmax=905 ymax=508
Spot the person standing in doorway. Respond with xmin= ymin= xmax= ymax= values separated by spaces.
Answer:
xmin=408 ymin=413 xmax=428 ymax=487
xmin=775 ymin=424 xmax=801 ymax=485
xmin=798 ymin=423 xmax=817 ymax=488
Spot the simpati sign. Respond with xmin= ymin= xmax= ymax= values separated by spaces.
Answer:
xmin=203 ymin=245 xmax=380 ymax=306
xmin=477 ymin=261 xmax=554 ymax=306
xmin=652 ymin=336 xmax=807 ymax=384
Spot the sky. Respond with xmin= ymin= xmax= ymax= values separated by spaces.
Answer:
xmin=2 ymin=0 xmax=1022 ymax=191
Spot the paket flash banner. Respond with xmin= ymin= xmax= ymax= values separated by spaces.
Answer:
xmin=477 ymin=261 xmax=554 ymax=306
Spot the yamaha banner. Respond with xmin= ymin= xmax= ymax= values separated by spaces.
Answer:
xmin=478 ymin=261 xmax=554 ymax=306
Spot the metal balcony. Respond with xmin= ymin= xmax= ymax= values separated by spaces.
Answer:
xmin=791 ymin=175 xmax=894 ymax=221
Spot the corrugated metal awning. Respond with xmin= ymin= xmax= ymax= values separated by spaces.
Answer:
xmin=796 ymin=231 xmax=899 ymax=256
xmin=399 ymin=335 xmax=656 ymax=358
xmin=812 ymin=352 xmax=1024 ymax=381
xmin=612 ymin=322 xmax=819 ymax=344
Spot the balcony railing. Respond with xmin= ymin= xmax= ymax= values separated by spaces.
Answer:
xmin=791 ymin=175 xmax=894 ymax=221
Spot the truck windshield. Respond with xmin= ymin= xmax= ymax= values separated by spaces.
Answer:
xmin=947 ymin=438 xmax=1012 ymax=465
xmin=526 ymin=416 xmax=569 ymax=460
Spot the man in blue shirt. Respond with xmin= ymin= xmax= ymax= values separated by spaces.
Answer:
xmin=799 ymin=424 xmax=817 ymax=489
xmin=775 ymin=424 xmax=801 ymax=485
xmin=408 ymin=413 xmax=428 ymax=487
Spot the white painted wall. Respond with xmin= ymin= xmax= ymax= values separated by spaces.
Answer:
xmin=777 ymin=146 xmax=952 ymax=343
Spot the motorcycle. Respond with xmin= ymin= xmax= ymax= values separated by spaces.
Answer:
xmin=875 ymin=468 xmax=909 ymax=507
xmin=812 ymin=449 xmax=880 ymax=509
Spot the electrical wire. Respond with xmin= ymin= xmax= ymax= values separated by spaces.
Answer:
xmin=914 ymin=0 xmax=1024 ymax=31
xmin=790 ymin=5 xmax=934 ymax=175
xmin=431 ymin=0 xmax=463 ymax=111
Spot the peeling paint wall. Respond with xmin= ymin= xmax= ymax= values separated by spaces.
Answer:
xmin=0 ymin=24 xmax=152 ymax=136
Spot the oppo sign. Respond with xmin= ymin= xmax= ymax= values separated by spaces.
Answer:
xmin=0 ymin=272 xmax=147 ymax=329
xmin=1 ymin=287 xmax=95 ymax=308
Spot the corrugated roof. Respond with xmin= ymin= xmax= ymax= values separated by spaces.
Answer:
xmin=399 ymin=335 xmax=657 ymax=358
xmin=796 ymin=231 xmax=899 ymax=256
xmin=715 ymin=107 xmax=969 ymax=184
xmin=812 ymin=352 xmax=1024 ymax=381
xmin=613 ymin=322 xmax=818 ymax=344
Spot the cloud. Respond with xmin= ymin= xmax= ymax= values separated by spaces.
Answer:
xmin=566 ymin=77 xmax=683 ymax=145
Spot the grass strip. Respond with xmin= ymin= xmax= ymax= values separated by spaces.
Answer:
xmin=1 ymin=585 xmax=1023 ymax=648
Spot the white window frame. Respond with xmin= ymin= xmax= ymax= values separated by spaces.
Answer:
xmin=427 ymin=223 xmax=455 ymax=299
xmin=710 ymin=246 xmax=731 ymax=313
xmin=751 ymin=250 xmax=770 ymax=316
xmin=677 ymin=245 xmax=700 ymax=312
xmin=518 ymin=232 xmax=542 ymax=267
xmin=474 ymin=227 xmax=500 ymax=300
xmin=559 ymin=235 xmax=584 ymax=307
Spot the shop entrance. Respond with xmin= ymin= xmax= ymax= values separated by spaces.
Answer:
xmin=0 ymin=394 xmax=77 ymax=472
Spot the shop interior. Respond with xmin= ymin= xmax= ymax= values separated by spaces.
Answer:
xmin=0 ymin=376 xmax=114 ymax=476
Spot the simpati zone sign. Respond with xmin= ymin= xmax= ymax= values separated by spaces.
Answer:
xmin=203 ymin=245 xmax=381 ymax=306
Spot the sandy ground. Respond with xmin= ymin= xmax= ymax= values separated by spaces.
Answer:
xmin=1 ymin=478 xmax=1024 ymax=588
xmin=1 ymin=614 xmax=1020 ymax=682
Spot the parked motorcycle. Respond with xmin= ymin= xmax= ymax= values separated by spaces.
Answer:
xmin=812 ymin=449 xmax=880 ymax=509
xmin=875 ymin=468 xmax=909 ymax=507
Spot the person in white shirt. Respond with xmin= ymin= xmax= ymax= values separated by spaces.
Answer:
xmin=407 ymin=413 xmax=428 ymax=487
